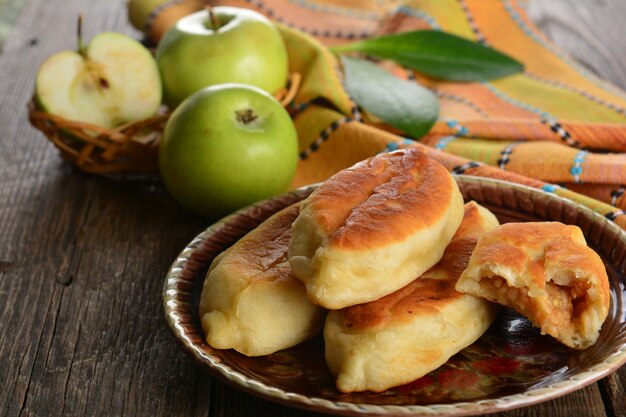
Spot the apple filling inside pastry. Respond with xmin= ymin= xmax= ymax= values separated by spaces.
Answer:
xmin=476 ymin=273 xmax=593 ymax=348
xmin=456 ymin=222 xmax=610 ymax=350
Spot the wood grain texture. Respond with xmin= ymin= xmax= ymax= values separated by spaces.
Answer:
xmin=0 ymin=0 xmax=623 ymax=416
xmin=601 ymin=371 xmax=626 ymax=417
xmin=528 ymin=0 xmax=626 ymax=90
xmin=0 ymin=1 xmax=211 ymax=416
xmin=0 ymin=0 xmax=27 ymax=51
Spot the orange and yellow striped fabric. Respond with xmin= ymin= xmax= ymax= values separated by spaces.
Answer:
xmin=150 ymin=0 xmax=626 ymax=228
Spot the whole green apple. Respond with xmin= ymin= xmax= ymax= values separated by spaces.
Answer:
xmin=35 ymin=31 xmax=162 ymax=128
xmin=156 ymin=6 xmax=288 ymax=108
xmin=159 ymin=84 xmax=298 ymax=218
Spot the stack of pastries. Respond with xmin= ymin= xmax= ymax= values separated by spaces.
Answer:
xmin=199 ymin=148 xmax=610 ymax=393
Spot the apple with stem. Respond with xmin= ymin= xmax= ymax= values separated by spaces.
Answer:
xmin=159 ymin=84 xmax=299 ymax=218
xmin=156 ymin=6 xmax=288 ymax=108
xmin=35 ymin=15 xmax=162 ymax=128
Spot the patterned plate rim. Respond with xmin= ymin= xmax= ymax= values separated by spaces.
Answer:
xmin=162 ymin=175 xmax=626 ymax=416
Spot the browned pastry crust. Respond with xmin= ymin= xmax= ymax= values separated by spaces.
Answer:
xmin=325 ymin=202 xmax=500 ymax=392
xmin=288 ymin=147 xmax=464 ymax=309
xmin=342 ymin=202 xmax=499 ymax=331
xmin=199 ymin=203 xmax=326 ymax=357
xmin=456 ymin=222 xmax=610 ymax=350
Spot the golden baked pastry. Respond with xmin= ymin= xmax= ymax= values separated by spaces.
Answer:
xmin=199 ymin=203 xmax=326 ymax=357
xmin=288 ymin=148 xmax=464 ymax=309
xmin=325 ymin=202 xmax=500 ymax=393
xmin=456 ymin=222 xmax=610 ymax=350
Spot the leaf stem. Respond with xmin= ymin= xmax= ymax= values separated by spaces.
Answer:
xmin=328 ymin=43 xmax=359 ymax=54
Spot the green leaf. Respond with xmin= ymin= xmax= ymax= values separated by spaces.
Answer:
xmin=342 ymin=56 xmax=439 ymax=139
xmin=331 ymin=30 xmax=524 ymax=81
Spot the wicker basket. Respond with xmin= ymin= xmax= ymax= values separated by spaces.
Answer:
xmin=28 ymin=73 xmax=301 ymax=175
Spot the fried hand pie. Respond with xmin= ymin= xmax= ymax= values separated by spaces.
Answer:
xmin=324 ymin=202 xmax=500 ymax=393
xmin=456 ymin=222 xmax=610 ymax=350
xmin=199 ymin=203 xmax=326 ymax=357
xmin=288 ymin=148 xmax=464 ymax=309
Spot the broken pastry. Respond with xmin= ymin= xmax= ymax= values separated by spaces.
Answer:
xmin=199 ymin=203 xmax=326 ymax=357
xmin=324 ymin=202 xmax=500 ymax=393
xmin=288 ymin=148 xmax=464 ymax=309
xmin=456 ymin=222 xmax=610 ymax=350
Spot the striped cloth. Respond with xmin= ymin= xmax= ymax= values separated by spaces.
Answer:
xmin=177 ymin=0 xmax=626 ymax=228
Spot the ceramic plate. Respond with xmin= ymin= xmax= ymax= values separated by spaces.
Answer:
xmin=162 ymin=175 xmax=626 ymax=416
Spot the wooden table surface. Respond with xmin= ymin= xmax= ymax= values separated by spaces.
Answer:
xmin=1 ymin=1 xmax=625 ymax=416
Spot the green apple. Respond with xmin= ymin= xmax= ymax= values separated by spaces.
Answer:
xmin=159 ymin=84 xmax=298 ymax=218
xmin=35 ymin=31 xmax=162 ymax=128
xmin=127 ymin=0 xmax=169 ymax=30
xmin=127 ymin=0 xmax=204 ymax=41
xmin=156 ymin=6 xmax=288 ymax=108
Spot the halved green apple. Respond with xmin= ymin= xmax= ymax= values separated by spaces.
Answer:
xmin=35 ymin=32 xmax=162 ymax=128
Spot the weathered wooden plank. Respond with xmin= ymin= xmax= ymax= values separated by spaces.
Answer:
xmin=601 ymin=371 xmax=626 ymax=417
xmin=0 ymin=0 xmax=29 ymax=51
xmin=490 ymin=385 xmax=607 ymax=417
xmin=0 ymin=1 xmax=211 ymax=417
xmin=528 ymin=0 xmax=626 ymax=90
xmin=0 ymin=0 xmax=625 ymax=416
